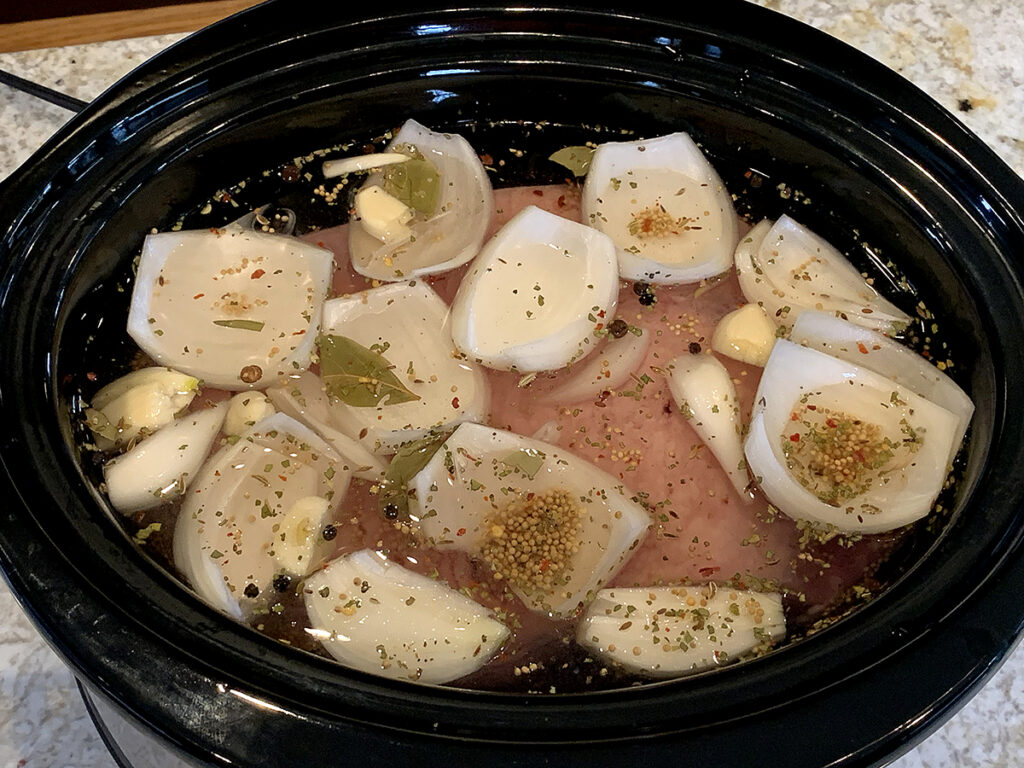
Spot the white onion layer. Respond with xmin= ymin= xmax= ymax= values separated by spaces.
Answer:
xmin=789 ymin=310 xmax=974 ymax=459
xmin=173 ymin=413 xmax=350 ymax=619
xmin=539 ymin=331 xmax=651 ymax=405
xmin=734 ymin=216 xmax=911 ymax=334
xmin=320 ymin=281 xmax=489 ymax=454
xmin=577 ymin=584 xmax=785 ymax=676
xmin=450 ymin=205 xmax=619 ymax=372
xmin=745 ymin=340 xmax=959 ymax=533
xmin=264 ymin=371 xmax=387 ymax=481
xmin=127 ymin=229 xmax=332 ymax=390
xmin=348 ymin=119 xmax=493 ymax=281
xmin=582 ymin=132 xmax=738 ymax=284
xmin=408 ymin=422 xmax=650 ymax=617
xmin=304 ymin=549 xmax=509 ymax=684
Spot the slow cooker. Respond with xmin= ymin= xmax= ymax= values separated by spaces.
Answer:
xmin=2 ymin=2 xmax=1024 ymax=766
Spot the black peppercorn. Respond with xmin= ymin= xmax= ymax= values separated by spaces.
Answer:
xmin=272 ymin=573 xmax=292 ymax=593
xmin=383 ymin=503 xmax=400 ymax=519
xmin=243 ymin=582 xmax=259 ymax=599
xmin=608 ymin=318 xmax=629 ymax=338
xmin=322 ymin=524 xmax=337 ymax=541
xmin=638 ymin=291 xmax=657 ymax=306
xmin=632 ymin=281 xmax=651 ymax=297
xmin=689 ymin=341 xmax=702 ymax=354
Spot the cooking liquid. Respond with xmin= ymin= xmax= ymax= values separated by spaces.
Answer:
xmin=232 ymin=183 xmax=900 ymax=692
xmin=101 ymin=162 xmax=930 ymax=693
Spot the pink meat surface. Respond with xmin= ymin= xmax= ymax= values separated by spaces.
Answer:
xmin=302 ymin=184 xmax=899 ymax=619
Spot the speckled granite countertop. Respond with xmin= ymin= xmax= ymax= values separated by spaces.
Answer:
xmin=0 ymin=2 xmax=1022 ymax=766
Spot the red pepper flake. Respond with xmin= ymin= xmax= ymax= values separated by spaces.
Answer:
xmin=251 ymin=269 xmax=266 ymax=280
xmin=790 ymin=412 xmax=800 ymax=421
xmin=857 ymin=342 xmax=869 ymax=354
xmin=532 ymin=189 xmax=544 ymax=196
xmin=806 ymin=404 xmax=817 ymax=410
xmin=789 ymin=433 xmax=801 ymax=442
xmin=595 ymin=322 xmax=604 ymax=330
xmin=597 ymin=309 xmax=606 ymax=318
xmin=219 ymin=192 xmax=232 ymax=203
xmin=279 ymin=475 xmax=288 ymax=482
xmin=539 ymin=558 xmax=550 ymax=572
xmin=456 ymin=527 xmax=467 ymax=536
xmin=825 ymin=418 xmax=838 ymax=428
xmin=556 ymin=195 xmax=566 ymax=208
xmin=699 ymin=566 xmax=720 ymax=577
xmin=479 ymin=153 xmax=494 ymax=166
xmin=451 ymin=396 xmax=460 ymax=408
xmin=526 ymin=492 xmax=535 ymax=501
xmin=317 ymin=241 xmax=326 ymax=248
xmin=86 ymin=371 xmax=97 ymax=381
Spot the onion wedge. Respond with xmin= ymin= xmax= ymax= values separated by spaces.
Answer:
xmin=582 ymin=132 xmax=738 ymax=284
xmin=745 ymin=340 xmax=959 ymax=533
xmin=264 ymin=371 xmax=387 ymax=481
xmin=578 ymin=584 xmax=785 ymax=675
xmin=734 ymin=216 xmax=911 ymax=334
xmin=450 ymin=205 xmax=619 ymax=372
xmin=173 ymin=413 xmax=350 ymax=619
xmin=348 ymin=119 xmax=493 ymax=281
xmin=304 ymin=549 xmax=509 ymax=684
xmin=320 ymin=281 xmax=489 ymax=454
xmin=540 ymin=331 xmax=651 ymax=405
xmin=789 ymin=310 xmax=974 ymax=460
xmin=408 ymin=422 xmax=650 ymax=617
xmin=127 ymin=228 xmax=332 ymax=390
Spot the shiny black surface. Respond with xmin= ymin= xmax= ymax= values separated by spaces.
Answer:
xmin=2 ymin=2 xmax=1024 ymax=766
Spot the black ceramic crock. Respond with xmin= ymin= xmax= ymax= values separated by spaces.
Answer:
xmin=2 ymin=2 xmax=1024 ymax=766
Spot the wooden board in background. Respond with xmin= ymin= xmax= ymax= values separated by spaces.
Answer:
xmin=0 ymin=0 xmax=263 ymax=52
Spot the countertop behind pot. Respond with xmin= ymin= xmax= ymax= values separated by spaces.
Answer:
xmin=0 ymin=2 xmax=1022 ymax=766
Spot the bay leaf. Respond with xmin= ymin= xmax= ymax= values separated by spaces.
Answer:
xmin=383 ymin=156 xmax=440 ymax=216
xmin=548 ymin=145 xmax=595 ymax=177
xmin=213 ymin=319 xmax=265 ymax=332
xmin=377 ymin=431 xmax=449 ymax=516
xmin=500 ymin=448 xmax=546 ymax=480
xmin=317 ymin=334 xmax=421 ymax=407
